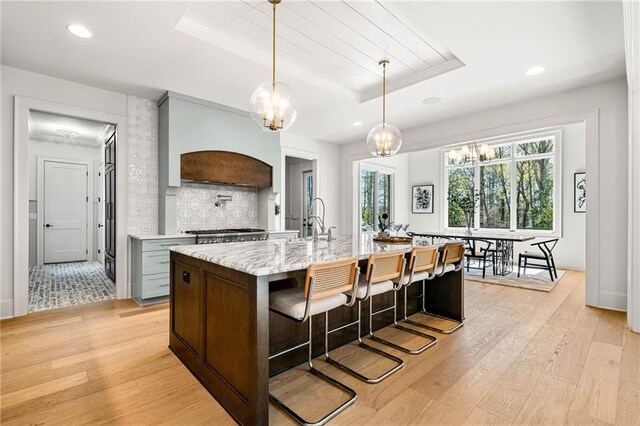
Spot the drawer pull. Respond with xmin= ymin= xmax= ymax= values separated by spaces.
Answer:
xmin=160 ymin=243 xmax=174 ymax=246
xmin=160 ymin=261 xmax=170 ymax=264
xmin=160 ymin=284 xmax=170 ymax=287
xmin=182 ymin=271 xmax=190 ymax=283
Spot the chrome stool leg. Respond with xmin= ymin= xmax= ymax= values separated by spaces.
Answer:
xmin=269 ymin=318 xmax=357 ymax=426
xmin=324 ymin=300 xmax=404 ymax=384
xmin=402 ymin=280 xmax=463 ymax=334
xmin=367 ymin=290 xmax=438 ymax=354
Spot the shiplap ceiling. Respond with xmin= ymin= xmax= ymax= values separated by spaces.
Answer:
xmin=176 ymin=0 xmax=464 ymax=101
xmin=29 ymin=111 xmax=114 ymax=147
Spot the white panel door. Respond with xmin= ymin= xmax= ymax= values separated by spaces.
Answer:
xmin=44 ymin=161 xmax=88 ymax=263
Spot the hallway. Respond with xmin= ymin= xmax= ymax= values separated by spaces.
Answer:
xmin=28 ymin=262 xmax=115 ymax=312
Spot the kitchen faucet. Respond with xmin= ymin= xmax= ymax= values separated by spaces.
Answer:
xmin=308 ymin=197 xmax=335 ymax=241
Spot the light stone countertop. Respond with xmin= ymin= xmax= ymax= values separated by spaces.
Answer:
xmin=170 ymin=234 xmax=415 ymax=276
xmin=129 ymin=234 xmax=196 ymax=240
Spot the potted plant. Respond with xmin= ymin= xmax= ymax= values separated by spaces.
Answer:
xmin=377 ymin=213 xmax=391 ymax=239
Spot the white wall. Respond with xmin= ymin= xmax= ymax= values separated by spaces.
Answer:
xmin=403 ymin=122 xmax=586 ymax=270
xmin=280 ymin=133 xmax=342 ymax=235
xmin=340 ymin=78 xmax=628 ymax=311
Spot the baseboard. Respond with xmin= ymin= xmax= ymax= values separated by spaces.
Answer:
xmin=0 ymin=299 xmax=14 ymax=319
xmin=597 ymin=291 xmax=627 ymax=312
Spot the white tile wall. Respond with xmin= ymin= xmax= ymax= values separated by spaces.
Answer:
xmin=126 ymin=96 xmax=159 ymax=235
xmin=176 ymin=183 xmax=259 ymax=231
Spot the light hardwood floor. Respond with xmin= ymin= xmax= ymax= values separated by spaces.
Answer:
xmin=1 ymin=271 xmax=638 ymax=425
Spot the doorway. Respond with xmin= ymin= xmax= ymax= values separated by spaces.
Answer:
xmin=284 ymin=156 xmax=316 ymax=237
xmin=43 ymin=160 xmax=89 ymax=263
xmin=28 ymin=110 xmax=116 ymax=312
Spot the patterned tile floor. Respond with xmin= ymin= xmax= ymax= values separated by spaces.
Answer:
xmin=29 ymin=261 xmax=116 ymax=313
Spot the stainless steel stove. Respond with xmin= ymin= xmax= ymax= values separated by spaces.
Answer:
xmin=185 ymin=228 xmax=269 ymax=244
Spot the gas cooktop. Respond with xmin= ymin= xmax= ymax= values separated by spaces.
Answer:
xmin=185 ymin=228 xmax=265 ymax=235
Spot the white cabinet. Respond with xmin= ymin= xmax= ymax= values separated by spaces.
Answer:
xmin=130 ymin=236 xmax=195 ymax=305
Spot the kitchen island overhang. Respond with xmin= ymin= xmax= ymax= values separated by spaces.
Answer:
xmin=168 ymin=235 xmax=464 ymax=425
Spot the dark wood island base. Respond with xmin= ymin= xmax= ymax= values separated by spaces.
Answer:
xmin=169 ymin=246 xmax=463 ymax=426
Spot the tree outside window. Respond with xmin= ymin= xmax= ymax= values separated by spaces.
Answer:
xmin=444 ymin=136 xmax=557 ymax=233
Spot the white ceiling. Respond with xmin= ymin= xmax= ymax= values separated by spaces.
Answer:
xmin=29 ymin=110 xmax=114 ymax=147
xmin=177 ymin=1 xmax=463 ymax=101
xmin=1 ymin=1 xmax=626 ymax=145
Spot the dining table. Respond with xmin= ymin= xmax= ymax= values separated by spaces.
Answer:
xmin=409 ymin=231 xmax=535 ymax=275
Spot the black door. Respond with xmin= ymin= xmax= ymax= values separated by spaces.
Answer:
xmin=104 ymin=132 xmax=116 ymax=282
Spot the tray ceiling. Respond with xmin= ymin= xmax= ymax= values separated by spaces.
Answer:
xmin=176 ymin=0 xmax=464 ymax=101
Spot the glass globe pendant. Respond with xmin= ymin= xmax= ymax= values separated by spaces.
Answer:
xmin=250 ymin=0 xmax=298 ymax=132
xmin=367 ymin=60 xmax=402 ymax=157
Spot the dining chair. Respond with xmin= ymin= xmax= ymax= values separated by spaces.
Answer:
xmin=464 ymin=239 xmax=495 ymax=279
xmin=517 ymin=238 xmax=559 ymax=281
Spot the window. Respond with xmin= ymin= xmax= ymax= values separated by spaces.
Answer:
xmin=360 ymin=167 xmax=393 ymax=232
xmin=444 ymin=133 xmax=559 ymax=234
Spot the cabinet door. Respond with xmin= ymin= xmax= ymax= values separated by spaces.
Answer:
xmin=172 ymin=262 xmax=202 ymax=355
xmin=104 ymin=253 xmax=115 ymax=281
xmin=103 ymin=131 xmax=116 ymax=282
xmin=104 ymin=168 xmax=116 ymax=258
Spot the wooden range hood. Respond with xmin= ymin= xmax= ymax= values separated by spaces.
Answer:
xmin=180 ymin=150 xmax=272 ymax=188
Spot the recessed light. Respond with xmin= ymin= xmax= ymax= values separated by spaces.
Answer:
xmin=67 ymin=24 xmax=92 ymax=38
xmin=352 ymin=121 xmax=363 ymax=127
xmin=525 ymin=66 xmax=545 ymax=76
xmin=422 ymin=97 xmax=442 ymax=105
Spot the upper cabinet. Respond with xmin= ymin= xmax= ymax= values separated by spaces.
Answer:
xmin=180 ymin=150 xmax=272 ymax=188
xmin=157 ymin=91 xmax=281 ymax=191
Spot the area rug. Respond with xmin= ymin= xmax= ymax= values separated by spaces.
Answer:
xmin=464 ymin=265 xmax=565 ymax=292
xmin=29 ymin=261 xmax=116 ymax=312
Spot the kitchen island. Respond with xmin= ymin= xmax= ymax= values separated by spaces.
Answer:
xmin=169 ymin=235 xmax=464 ymax=425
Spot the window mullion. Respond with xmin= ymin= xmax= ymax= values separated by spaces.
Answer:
xmin=511 ymin=144 xmax=517 ymax=231
xmin=474 ymin=164 xmax=480 ymax=229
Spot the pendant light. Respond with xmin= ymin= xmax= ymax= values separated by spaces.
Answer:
xmin=249 ymin=0 xmax=298 ymax=132
xmin=366 ymin=60 xmax=402 ymax=157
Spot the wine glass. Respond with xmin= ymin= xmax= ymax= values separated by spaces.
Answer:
xmin=402 ymin=224 xmax=410 ymax=237
xmin=393 ymin=224 xmax=403 ymax=237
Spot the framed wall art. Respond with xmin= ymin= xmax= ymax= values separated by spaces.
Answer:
xmin=574 ymin=172 xmax=586 ymax=213
xmin=412 ymin=184 xmax=434 ymax=214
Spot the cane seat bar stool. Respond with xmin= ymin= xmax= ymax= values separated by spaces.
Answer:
xmin=268 ymin=257 xmax=360 ymax=426
xmin=404 ymin=241 xmax=466 ymax=334
xmin=398 ymin=246 xmax=442 ymax=331
xmin=518 ymin=238 xmax=559 ymax=281
xmin=323 ymin=252 xmax=405 ymax=384
xmin=464 ymin=239 xmax=496 ymax=279
xmin=362 ymin=251 xmax=437 ymax=355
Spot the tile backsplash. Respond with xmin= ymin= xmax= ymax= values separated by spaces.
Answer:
xmin=176 ymin=183 xmax=259 ymax=231
xmin=126 ymin=95 xmax=159 ymax=235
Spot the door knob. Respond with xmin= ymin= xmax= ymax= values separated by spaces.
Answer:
xmin=45 ymin=224 xmax=53 ymax=228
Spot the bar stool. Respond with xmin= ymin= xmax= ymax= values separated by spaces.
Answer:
xmin=366 ymin=252 xmax=438 ymax=355
xmin=414 ymin=242 xmax=464 ymax=334
xmin=399 ymin=245 xmax=439 ymax=328
xmin=323 ymin=252 xmax=405 ymax=383
xmin=404 ymin=242 xmax=465 ymax=334
xmin=268 ymin=257 xmax=360 ymax=426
